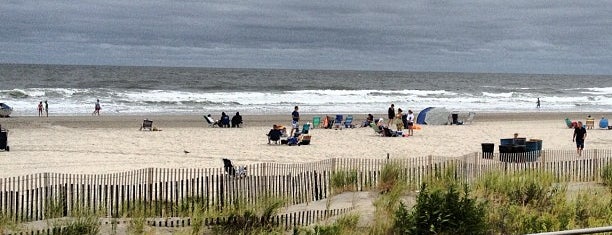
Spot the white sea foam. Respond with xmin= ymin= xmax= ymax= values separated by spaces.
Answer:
xmin=2 ymin=87 xmax=611 ymax=116
xmin=583 ymin=87 xmax=612 ymax=95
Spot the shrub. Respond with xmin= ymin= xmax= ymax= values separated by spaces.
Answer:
xmin=601 ymin=163 xmax=612 ymax=189
xmin=211 ymin=196 xmax=285 ymax=235
xmin=330 ymin=170 xmax=358 ymax=193
xmin=60 ymin=207 xmax=100 ymax=235
xmin=396 ymin=183 xmax=487 ymax=235
xmin=0 ymin=212 xmax=19 ymax=233
xmin=424 ymin=162 xmax=460 ymax=191
xmin=378 ymin=161 xmax=404 ymax=194
xmin=476 ymin=171 xmax=562 ymax=208
xmin=297 ymin=213 xmax=360 ymax=235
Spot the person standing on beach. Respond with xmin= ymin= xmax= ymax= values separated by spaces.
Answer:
xmin=572 ymin=121 xmax=587 ymax=157
xmin=37 ymin=101 xmax=44 ymax=117
xmin=92 ymin=99 xmax=101 ymax=116
xmin=44 ymin=100 xmax=48 ymax=117
xmin=407 ymin=110 xmax=415 ymax=136
xmin=395 ymin=108 xmax=404 ymax=131
xmin=536 ymin=97 xmax=541 ymax=109
xmin=387 ymin=104 xmax=395 ymax=127
xmin=290 ymin=106 xmax=300 ymax=137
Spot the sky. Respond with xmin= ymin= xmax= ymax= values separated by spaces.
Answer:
xmin=1 ymin=0 xmax=611 ymax=75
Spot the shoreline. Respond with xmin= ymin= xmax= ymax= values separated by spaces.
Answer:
xmin=1 ymin=111 xmax=611 ymax=129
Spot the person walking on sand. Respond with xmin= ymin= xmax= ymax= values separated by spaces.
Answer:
xmin=92 ymin=99 xmax=101 ymax=116
xmin=573 ymin=121 xmax=587 ymax=157
xmin=37 ymin=101 xmax=44 ymax=117
xmin=536 ymin=97 xmax=541 ymax=109
xmin=290 ymin=106 xmax=300 ymax=137
xmin=44 ymin=100 xmax=48 ymax=117
xmin=387 ymin=104 xmax=395 ymax=127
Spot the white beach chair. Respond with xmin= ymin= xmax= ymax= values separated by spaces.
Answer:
xmin=465 ymin=112 xmax=476 ymax=124
xmin=204 ymin=115 xmax=219 ymax=127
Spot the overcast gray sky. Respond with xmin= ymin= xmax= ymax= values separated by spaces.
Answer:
xmin=1 ymin=0 xmax=611 ymax=74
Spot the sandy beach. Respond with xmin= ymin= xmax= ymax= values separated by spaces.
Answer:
xmin=0 ymin=112 xmax=611 ymax=178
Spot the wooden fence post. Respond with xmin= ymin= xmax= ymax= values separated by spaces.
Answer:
xmin=594 ymin=149 xmax=599 ymax=182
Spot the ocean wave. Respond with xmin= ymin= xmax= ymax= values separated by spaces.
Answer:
xmin=583 ymin=87 xmax=612 ymax=95
xmin=2 ymin=87 xmax=612 ymax=116
xmin=2 ymin=89 xmax=30 ymax=98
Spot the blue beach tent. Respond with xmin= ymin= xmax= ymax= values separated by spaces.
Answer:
xmin=416 ymin=107 xmax=450 ymax=125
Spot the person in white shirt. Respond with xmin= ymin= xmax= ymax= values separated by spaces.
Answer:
xmin=407 ymin=110 xmax=415 ymax=136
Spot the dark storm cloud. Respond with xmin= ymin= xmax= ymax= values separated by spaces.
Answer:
xmin=1 ymin=0 xmax=611 ymax=74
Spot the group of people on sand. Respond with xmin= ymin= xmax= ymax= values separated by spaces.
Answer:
xmin=359 ymin=104 xmax=416 ymax=137
xmin=268 ymin=106 xmax=306 ymax=145
xmin=36 ymin=99 xmax=102 ymax=117
xmin=374 ymin=104 xmax=415 ymax=137
xmin=211 ymin=112 xmax=243 ymax=128
xmin=37 ymin=100 xmax=49 ymax=117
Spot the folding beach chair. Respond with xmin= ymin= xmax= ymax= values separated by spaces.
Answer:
xmin=333 ymin=115 xmax=344 ymax=129
xmin=564 ymin=118 xmax=573 ymax=128
xmin=204 ymin=115 xmax=219 ymax=128
xmin=370 ymin=123 xmax=383 ymax=135
xmin=222 ymin=158 xmax=247 ymax=177
xmin=301 ymin=123 xmax=311 ymax=134
xmin=298 ymin=134 xmax=312 ymax=145
xmin=465 ymin=112 xmax=476 ymax=124
xmin=312 ymin=116 xmax=321 ymax=128
xmin=586 ymin=116 xmax=595 ymax=129
xmin=344 ymin=115 xmax=354 ymax=128
xmin=140 ymin=119 xmax=153 ymax=131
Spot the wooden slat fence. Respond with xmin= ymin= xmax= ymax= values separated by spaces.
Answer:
xmin=4 ymin=207 xmax=354 ymax=235
xmin=1 ymin=149 xmax=612 ymax=226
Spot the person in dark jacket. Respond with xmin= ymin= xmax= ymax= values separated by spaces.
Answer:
xmin=267 ymin=124 xmax=282 ymax=144
xmin=219 ymin=112 xmax=230 ymax=128
xmin=573 ymin=121 xmax=587 ymax=157
xmin=231 ymin=112 xmax=243 ymax=128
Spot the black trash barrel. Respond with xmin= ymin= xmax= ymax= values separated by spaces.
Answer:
xmin=525 ymin=141 xmax=537 ymax=161
xmin=499 ymin=144 xmax=513 ymax=162
xmin=500 ymin=138 xmax=514 ymax=145
xmin=481 ymin=143 xmax=494 ymax=159
xmin=512 ymin=145 xmax=527 ymax=162
xmin=0 ymin=130 xmax=7 ymax=150
xmin=514 ymin=138 xmax=527 ymax=145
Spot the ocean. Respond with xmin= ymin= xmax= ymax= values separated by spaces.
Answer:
xmin=1 ymin=64 xmax=611 ymax=116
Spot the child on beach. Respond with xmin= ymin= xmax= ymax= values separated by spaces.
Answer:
xmin=407 ymin=110 xmax=415 ymax=136
xmin=37 ymin=101 xmax=43 ymax=117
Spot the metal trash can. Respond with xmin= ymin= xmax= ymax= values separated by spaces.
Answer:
xmin=500 ymin=138 xmax=514 ymax=145
xmin=499 ymin=144 xmax=514 ymax=162
xmin=0 ymin=129 xmax=8 ymax=152
xmin=481 ymin=143 xmax=494 ymax=159
xmin=513 ymin=138 xmax=527 ymax=145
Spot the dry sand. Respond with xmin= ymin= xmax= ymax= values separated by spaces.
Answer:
xmin=0 ymin=112 xmax=611 ymax=178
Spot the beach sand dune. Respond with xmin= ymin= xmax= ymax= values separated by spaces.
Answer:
xmin=0 ymin=113 xmax=611 ymax=178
